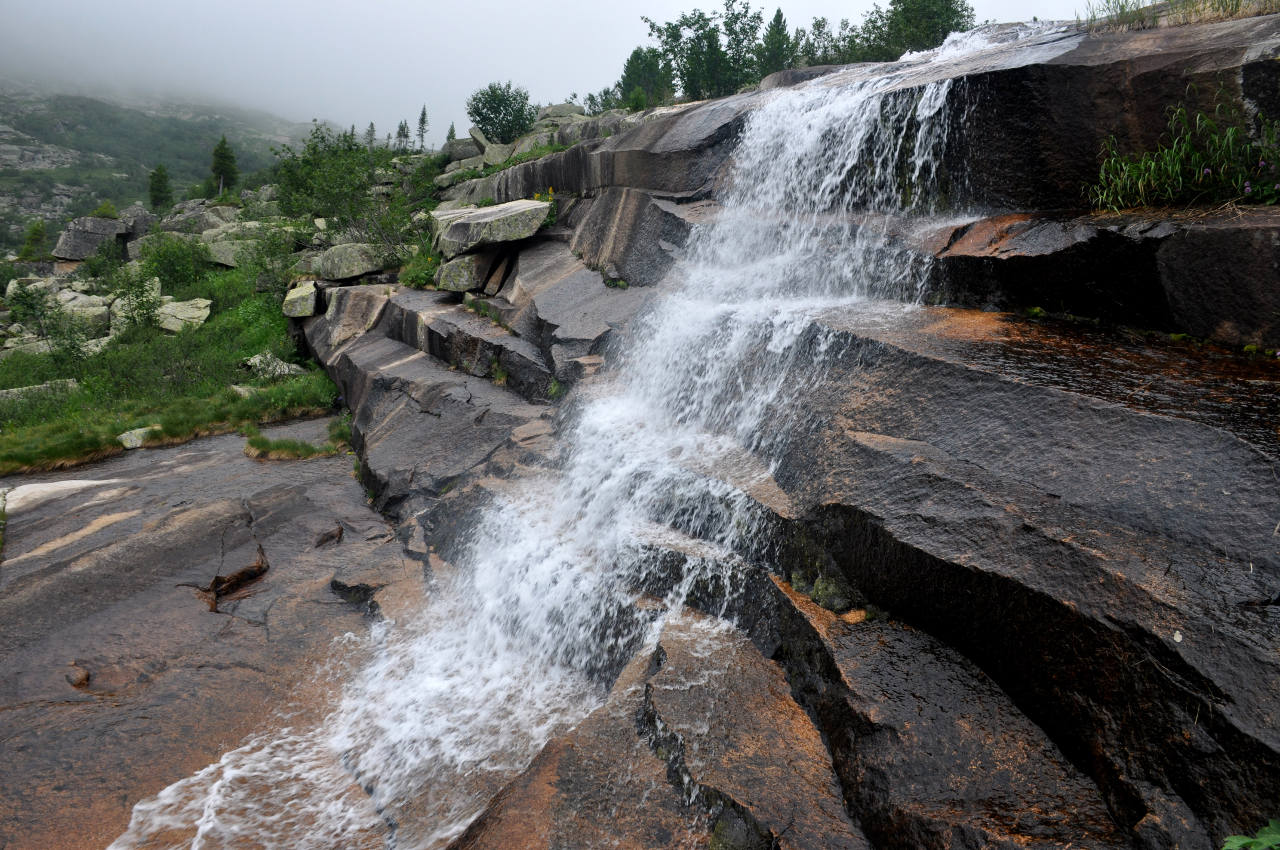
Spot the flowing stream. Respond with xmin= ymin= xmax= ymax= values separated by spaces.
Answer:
xmin=110 ymin=23 xmax=1071 ymax=850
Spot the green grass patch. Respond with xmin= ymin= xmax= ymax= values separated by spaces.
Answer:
xmin=241 ymin=415 xmax=351 ymax=461
xmin=0 ymin=266 xmax=336 ymax=473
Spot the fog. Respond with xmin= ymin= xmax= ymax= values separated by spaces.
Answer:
xmin=0 ymin=0 xmax=1082 ymax=146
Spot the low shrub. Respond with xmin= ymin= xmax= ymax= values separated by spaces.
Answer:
xmin=90 ymin=200 xmax=119 ymax=219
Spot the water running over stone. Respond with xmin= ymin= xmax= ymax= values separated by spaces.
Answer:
xmin=110 ymin=25 xmax=1068 ymax=850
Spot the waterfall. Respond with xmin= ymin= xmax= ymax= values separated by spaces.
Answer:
xmin=110 ymin=23 xmax=1069 ymax=850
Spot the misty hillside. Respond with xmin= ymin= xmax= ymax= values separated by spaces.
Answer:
xmin=0 ymin=78 xmax=312 ymax=250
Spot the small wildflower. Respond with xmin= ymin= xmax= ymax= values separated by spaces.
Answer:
xmin=1203 ymin=167 xmax=1211 ymax=176
xmin=1245 ymin=181 xmax=1253 ymax=194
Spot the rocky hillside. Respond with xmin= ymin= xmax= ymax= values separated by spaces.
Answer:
xmin=0 ymin=77 xmax=310 ymax=251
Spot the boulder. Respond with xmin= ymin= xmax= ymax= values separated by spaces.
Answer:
xmin=200 ymin=221 xmax=265 ymax=243
xmin=4 ymin=276 xmax=59 ymax=301
xmin=317 ymin=243 xmax=385 ymax=280
xmin=205 ymin=240 xmax=249 ymax=268
xmin=512 ymin=131 xmax=554 ymax=156
xmin=117 ymin=425 xmax=159 ymax=449
xmin=242 ymin=351 xmax=305 ymax=380
xmin=156 ymin=298 xmax=211 ymax=333
xmin=118 ymin=203 xmax=156 ymax=239
xmin=482 ymin=142 xmax=514 ymax=167
xmin=927 ymin=207 xmax=1280 ymax=347
xmin=435 ymin=253 xmax=489 ymax=292
xmin=536 ymin=103 xmax=586 ymax=120
xmin=282 ymin=280 xmax=318 ymax=317
xmin=52 ymin=216 xmax=127 ymax=261
xmin=432 ymin=199 xmax=550 ymax=259
xmin=570 ymin=187 xmax=715 ymax=287
xmin=443 ymin=137 xmax=481 ymax=162
xmin=467 ymin=126 xmax=491 ymax=150
xmin=108 ymin=277 xmax=161 ymax=334
xmin=161 ymin=203 xmax=239 ymax=235
xmin=301 ymin=285 xmax=392 ymax=364
xmin=54 ymin=291 xmax=110 ymax=336
xmin=433 ymin=169 xmax=474 ymax=191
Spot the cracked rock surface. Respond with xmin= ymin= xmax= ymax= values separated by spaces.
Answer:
xmin=0 ymin=418 xmax=420 ymax=850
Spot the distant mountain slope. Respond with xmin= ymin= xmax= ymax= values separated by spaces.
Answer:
xmin=0 ymin=79 xmax=313 ymax=251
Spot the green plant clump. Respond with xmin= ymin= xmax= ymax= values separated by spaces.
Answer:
xmin=399 ymin=245 xmax=442 ymax=289
xmin=1223 ymin=820 xmax=1280 ymax=850
xmin=89 ymin=200 xmax=119 ymax=219
xmin=242 ymin=415 xmax=351 ymax=460
xmin=1090 ymin=102 xmax=1280 ymax=210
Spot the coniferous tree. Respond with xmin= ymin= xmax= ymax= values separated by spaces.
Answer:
xmin=618 ymin=46 xmax=673 ymax=110
xmin=446 ymin=122 xmax=457 ymax=142
xmin=364 ymin=122 xmax=377 ymax=151
xmin=17 ymin=219 xmax=47 ymax=261
xmin=210 ymin=136 xmax=238 ymax=194
xmin=395 ymin=120 xmax=410 ymax=150
xmin=756 ymin=9 xmax=795 ymax=77
xmin=148 ymin=164 xmax=173 ymax=211
xmin=417 ymin=105 xmax=429 ymax=151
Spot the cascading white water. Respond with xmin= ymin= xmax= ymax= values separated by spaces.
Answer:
xmin=110 ymin=23 xmax=1071 ymax=850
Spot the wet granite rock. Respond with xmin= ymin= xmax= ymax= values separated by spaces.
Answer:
xmin=0 ymin=420 xmax=419 ymax=849
xmin=927 ymin=207 xmax=1280 ymax=347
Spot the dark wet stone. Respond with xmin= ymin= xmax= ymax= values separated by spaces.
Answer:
xmin=0 ymin=420 xmax=418 ymax=849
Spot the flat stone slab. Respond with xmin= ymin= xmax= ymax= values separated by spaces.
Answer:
xmin=0 ymin=422 xmax=419 ymax=849
xmin=432 ymin=199 xmax=550 ymax=260
xmin=157 ymin=298 xmax=211 ymax=333
xmin=317 ymin=242 xmax=385 ymax=280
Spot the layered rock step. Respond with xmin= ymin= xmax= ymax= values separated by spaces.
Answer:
xmin=380 ymin=289 xmax=554 ymax=404
xmin=763 ymin=579 xmax=1129 ymax=850
xmin=454 ymin=611 xmax=869 ymax=850
xmin=755 ymin=304 xmax=1280 ymax=845
xmin=302 ymin=284 xmax=555 ymax=525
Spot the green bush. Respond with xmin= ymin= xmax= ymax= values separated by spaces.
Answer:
xmin=17 ymin=220 xmax=50 ymax=261
xmin=466 ymin=81 xmax=537 ymax=144
xmin=1091 ymin=101 xmax=1280 ymax=210
xmin=235 ymin=228 xmax=297 ymax=297
xmin=139 ymin=232 xmax=212 ymax=293
xmin=75 ymin=238 xmax=126 ymax=284
xmin=110 ymin=264 xmax=162 ymax=330
xmin=274 ymin=123 xmax=418 ymax=256
xmin=90 ymin=200 xmax=118 ymax=219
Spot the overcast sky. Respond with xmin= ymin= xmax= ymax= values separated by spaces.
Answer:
xmin=0 ymin=0 xmax=1082 ymax=147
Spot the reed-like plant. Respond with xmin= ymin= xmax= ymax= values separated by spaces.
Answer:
xmin=1089 ymin=102 xmax=1280 ymax=210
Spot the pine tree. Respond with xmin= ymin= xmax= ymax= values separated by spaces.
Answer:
xmin=446 ymin=122 xmax=457 ymax=142
xmin=756 ymin=9 xmax=794 ymax=77
xmin=417 ymin=105 xmax=428 ymax=151
xmin=148 ymin=164 xmax=173 ymax=211
xmin=210 ymin=136 xmax=238 ymax=194
xmin=395 ymin=120 xmax=410 ymax=150
xmin=364 ymin=122 xmax=377 ymax=151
